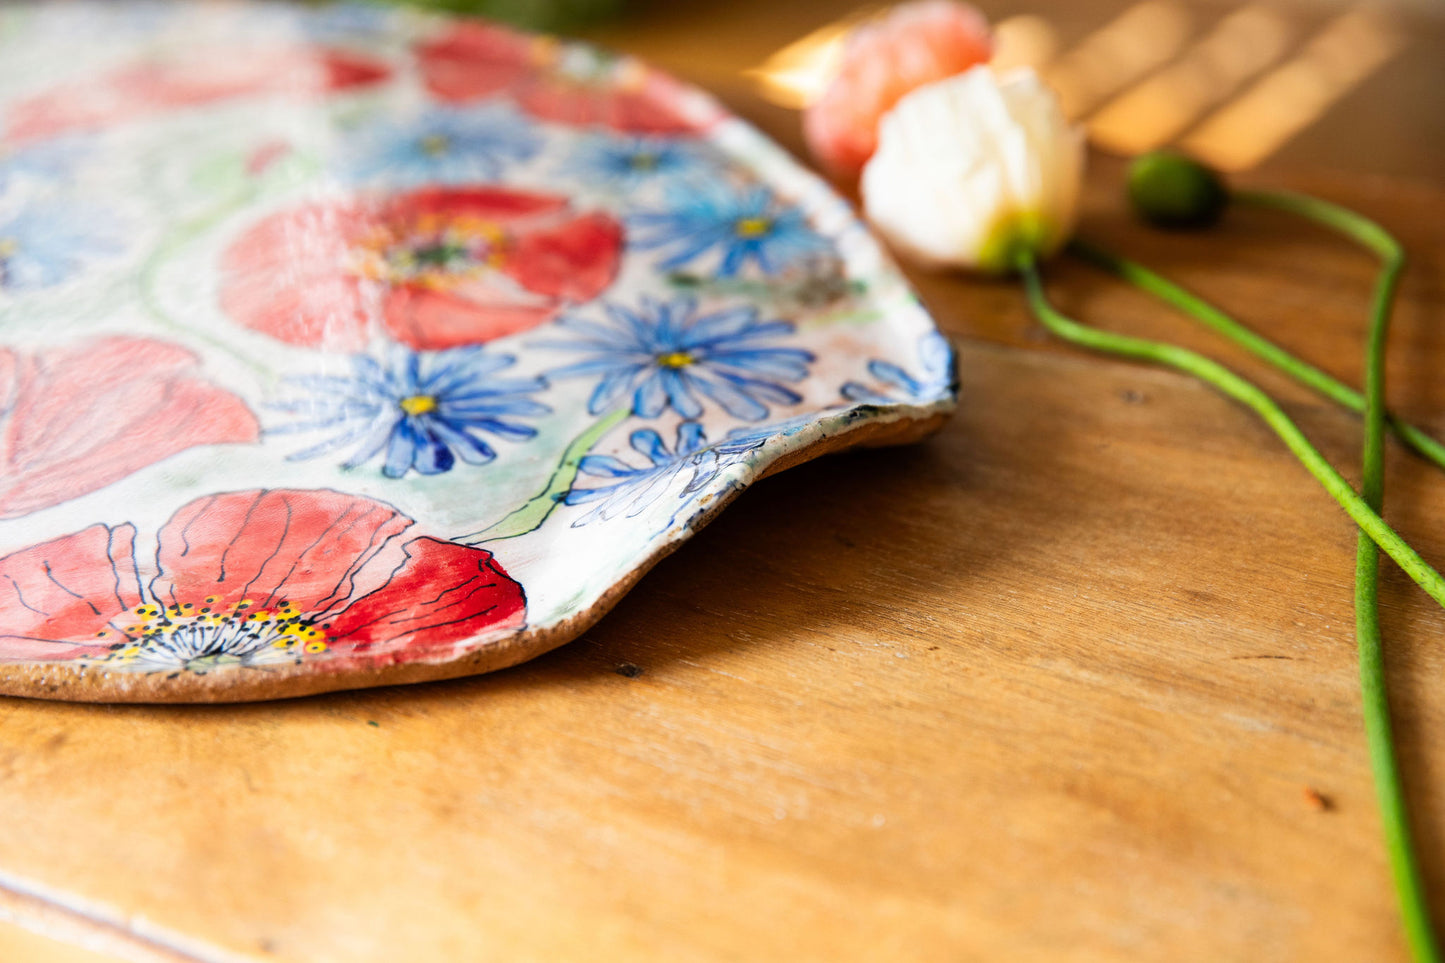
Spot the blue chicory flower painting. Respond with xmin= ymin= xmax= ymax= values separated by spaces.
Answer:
xmin=342 ymin=106 xmax=542 ymax=185
xmin=0 ymin=137 xmax=87 ymax=192
xmin=566 ymin=422 xmax=716 ymax=524
xmin=566 ymin=134 xmax=705 ymax=190
xmin=539 ymin=295 xmax=815 ymax=421
xmin=0 ymin=199 xmax=124 ymax=290
xmin=272 ymin=347 xmax=550 ymax=478
xmin=629 ymin=181 xmax=832 ymax=278
xmin=842 ymin=331 xmax=953 ymax=405
xmin=565 ymin=414 xmax=820 ymax=527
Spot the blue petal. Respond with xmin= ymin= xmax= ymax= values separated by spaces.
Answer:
xmin=458 ymin=417 xmax=537 ymax=442
xmin=675 ymin=421 xmax=707 ymax=456
xmin=589 ymin=364 xmax=644 ymax=415
xmin=577 ymin=454 xmax=639 ymax=479
xmin=723 ymin=374 xmax=801 ymax=406
xmin=867 ymin=359 xmax=923 ymax=397
xmin=381 ymin=421 xmax=422 ymax=478
xmin=659 ymin=368 xmax=703 ymax=419
xmin=633 ymin=372 xmax=668 ymax=418
xmin=428 ymin=420 xmax=498 ymax=465
xmin=683 ymin=306 xmax=761 ymax=344
xmin=550 ymin=357 xmax=645 ymax=379
xmin=707 ymin=348 xmax=813 ymax=381
xmin=688 ymin=371 xmax=768 ymax=421
xmin=629 ymin=428 xmax=671 ymax=464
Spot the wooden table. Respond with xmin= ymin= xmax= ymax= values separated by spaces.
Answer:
xmin=2 ymin=1 xmax=1444 ymax=960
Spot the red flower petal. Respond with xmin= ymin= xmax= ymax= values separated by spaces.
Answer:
xmin=804 ymin=0 xmax=992 ymax=179
xmin=607 ymin=78 xmax=709 ymax=135
xmin=4 ymin=47 xmax=392 ymax=146
xmin=326 ymin=536 xmax=526 ymax=657
xmin=384 ymin=186 xmax=568 ymax=225
xmin=320 ymin=51 xmax=393 ymax=91
xmin=416 ymin=23 xmax=535 ymax=103
xmin=0 ymin=489 xmax=528 ymax=669
xmin=219 ymin=200 xmax=377 ymax=350
xmin=505 ymin=211 xmax=624 ymax=303
xmin=222 ymin=188 xmax=622 ymax=350
xmin=151 ymin=489 xmax=414 ymax=615
xmin=0 ymin=522 xmax=140 ymax=659
xmin=382 ymin=285 xmax=557 ymax=352
xmin=415 ymin=22 xmax=708 ymax=134
xmin=514 ymin=75 xmax=703 ymax=135
xmin=0 ymin=338 xmax=260 ymax=519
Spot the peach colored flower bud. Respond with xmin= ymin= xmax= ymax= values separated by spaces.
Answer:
xmin=803 ymin=1 xmax=992 ymax=180
xmin=861 ymin=67 xmax=1085 ymax=274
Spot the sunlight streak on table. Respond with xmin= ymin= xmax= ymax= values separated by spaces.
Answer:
xmin=1182 ymin=6 xmax=1404 ymax=170
xmin=1086 ymin=5 xmax=1296 ymax=154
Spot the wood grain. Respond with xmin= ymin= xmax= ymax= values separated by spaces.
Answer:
xmin=3 ymin=0 xmax=1445 ymax=959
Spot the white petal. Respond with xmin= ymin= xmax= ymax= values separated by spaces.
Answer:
xmin=861 ymin=66 xmax=1085 ymax=271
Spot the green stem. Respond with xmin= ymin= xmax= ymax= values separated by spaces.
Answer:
xmin=458 ymin=406 xmax=630 ymax=544
xmin=1270 ymin=192 xmax=1441 ymax=963
xmin=1016 ymin=258 xmax=1445 ymax=610
xmin=1067 ymin=239 xmax=1445 ymax=472
xmin=139 ymin=182 xmax=271 ymax=378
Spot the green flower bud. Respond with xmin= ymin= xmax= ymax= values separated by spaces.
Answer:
xmin=1127 ymin=151 xmax=1229 ymax=230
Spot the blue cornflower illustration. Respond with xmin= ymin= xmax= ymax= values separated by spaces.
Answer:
xmin=271 ymin=347 xmax=550 ymax=478
xmin=566 ymin=135 xmax=704 ymax=190
xmin=566 ymin=414 xmax=821 ymax=526
xmin=842 ymin=331 xmax=953 ymax=405
xmin=566 ymin=422 xmax=719 ymax=524
xmin=342 ymin=107 xmax=541 ymax=185
xmin=539 ymin=295 xmax=815 ymax=421
xmin=0 ymin=200 xmax=123 ymax=291
xmin=0 ymin=138 xmax=85 ymax=193
xmin=628 ymin=181 xmax=833 ymax=277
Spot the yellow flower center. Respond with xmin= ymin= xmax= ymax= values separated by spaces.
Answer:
xmin=419 ymin=134 xmax=451 ymax=157
xmin=629 ymin=152 xmax=658 ymax=171
xmin=399 ymin=394 xmax=439 ymax=416
xmin=734 ymin=217 xmax=773 ymax=239
xmin=0 ymin=237 xmax=16 ymax=258
xmin=977 ymin=210 xmax=1056 ymax=276
xmin=96 ymin=597 xmax=329 ymax=668
xmin=529 ymin=35 xmax=562 ymax=67
xmin=655 ymin=351 xmax=695 ymax=369
xmin=350 ymin=215 xmax=509 ymax=289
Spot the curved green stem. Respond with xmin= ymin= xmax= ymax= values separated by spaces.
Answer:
xmin=1067 ymin=239 xmax=1445 ymax=472
xmin=458 ymin=406 xmax=630 ymax=544
xmin=1016 ymin=258 xmax=1445 ymax=610
xmin=1237 ymin=189 xmax=1399 ymax=259
xmin=139 ymin=182 xmax=270 ymax=379
xmin=1265 ymin=192 xmax=1440 ymax=963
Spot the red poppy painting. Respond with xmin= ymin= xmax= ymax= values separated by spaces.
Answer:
xmin=0 ymin=337 xmax=259 ymax=520
xmin=3 ymin=46 xmax=391 ymax=145
xmin=0 ymin=488 xmax=527 ymax=670
xmin=220 ymin=186 xmax=623 ymax=351
xmin=416 ymin=22 xmax=712 ymax=135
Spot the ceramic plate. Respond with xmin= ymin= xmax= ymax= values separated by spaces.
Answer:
xmin=0 ymin=0 xmax=955 ymax=702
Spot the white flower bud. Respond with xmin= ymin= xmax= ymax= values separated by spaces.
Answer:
xmin=860 ymin=66 xmax=1085 ymax=273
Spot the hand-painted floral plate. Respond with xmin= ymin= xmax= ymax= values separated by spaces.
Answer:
xmin=0 ymin=0 xmax=955 ymax=702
